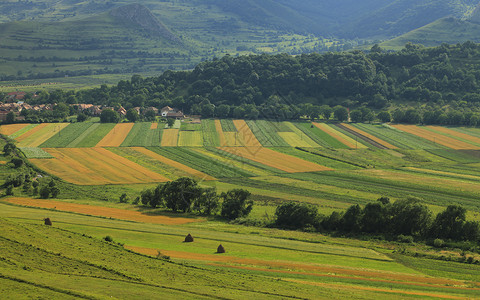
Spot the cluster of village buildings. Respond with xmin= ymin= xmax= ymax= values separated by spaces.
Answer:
xmin=0 ymin=91 xmax=185 ymax=122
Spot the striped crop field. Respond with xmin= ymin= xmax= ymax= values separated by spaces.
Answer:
xmin=427 ymin=126 xmax=480 ymax=146
xmin=340 ymin=123 xmax=398 ymax=149
xmin=393 ymin=125 xmax=480 ymax=150
xmin=278 ymin=122 xmax=319 ymax=147
xmin=295 ymin=123 xmax=349 ymax=148
xmin=220 ymin=119 xmax=237 ymax=132
xmin=245 ymin=120 xmax=290 ymax=147
xmin=39 ymin=123 xmax=95 ymax=148
xmin=0 ymin=123 xmax=30 ymax=136
xmin=16 ymin=123 xmax=69 ymax=147
xmin=31 ymin=148 xmax=169 ymax=185
xmin=233 ymin=120 xmax=262 ymax=147
xmin=130 ymin=147 xmax=215 ymax=181
xmin=147 ymin=147 xmax=256 ymax=178
xmin=190 ymin=147 xmax=274 ymax=176
xmin=67 ymin=123 xmax=115 ymax=147
xmin=202 ymin=119 xmax=220 ymax=147
xmin=96 ymin=123 xmax=134 ymax=147
xmin=215 ymin=119 xmax=227 ymax=146
xmin=352 ymin=123 xmax=440 ymax=149
xmin=218 ymin=147 xmax=333 ymax=173
xmin=313 ymin=123 xmax=367 ymax=149
xmin=161 ymin=129 xmax=179 ymax=146
xmin=178 ymin=131 xmax=203 ymax=146
xmin=120 ymin=122 xmax=162 ymax=147
xmin=7 ymin=124 xmax=38 ymax=139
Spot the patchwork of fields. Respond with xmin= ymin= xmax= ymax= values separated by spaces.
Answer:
xmin=2 ymin=120 xmax=480 ymax=212
xmin=2 ymin=121 xmax=480 ymax=299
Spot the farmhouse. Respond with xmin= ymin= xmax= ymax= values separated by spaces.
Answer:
xmin=161 ymin=106 xmax=184 ymax=119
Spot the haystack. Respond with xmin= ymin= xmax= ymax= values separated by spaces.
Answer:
xmin=184 ymin=233 xmax=194 ymax=242
xmin=217 ymin=244 xmax=225 ymax=253
xmin=44 ymin=218 xmax=52 ymax=226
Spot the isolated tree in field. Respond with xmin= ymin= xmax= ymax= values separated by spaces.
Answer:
xmin=220 ymin=189 xmax=252 ymax=220
xmin=192 ymin=187 xmax=219 ymax=215
xmin=76 ymin=113 xmax=87 ymax=122
xmin=126 ymin=108 xmax=139 ymax=122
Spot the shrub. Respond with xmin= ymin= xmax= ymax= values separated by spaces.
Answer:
xmin=397 ymin=234 xmax=414 ymax=243
xmin=275 ymin=202 xmax=321 ymax=230
xmin=433 ymin=238 xmax=445 ymax=248
xmin=104 ymin=236 xmax=113 ymax=242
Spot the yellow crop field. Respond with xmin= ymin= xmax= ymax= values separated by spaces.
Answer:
xmin=223 ymin=132 xmax=244 ymax=146
xmin=130 ymin=147 xmax=216 ymax=181
xmin=161 ymin=129 xmax=179 ymax=146
xmin=0 ymin=123 xmax=29 ymax=136
xmin=150 ymin=122 xmax=158 ymax=129
xmin=178 ymin=131 xmax=203 ymax=147
xmin=218 ymin=147 xmax=332 ymax=173
xmin=341 ymin=123 xmax=398 ymax=149
xmin=283 ymin=122 xmax=319 ymax=147
xmin=32 ymin=148 xmax=169 ymax=185
xmin=233 ymin=120 xmax=262 ymax=146
xmin=96 ymin=123 xmax=134 ymax=147
xmin=278 ymin=132 xmax=315 ymax=147
xmin=393 ymin=125 xmax=480 ymax=150
xmin=16 ymin=123 xmax=69 ymax=147
xmin=313 ymin=123 xmax=367 ymax=149
xmin=215 ymin=119 xmax=227 ymax=146
xmin=427 ymin=126 xmax=480 ymax=146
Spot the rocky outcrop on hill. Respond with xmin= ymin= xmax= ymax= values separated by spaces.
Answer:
xmin=110 ymin=3 xmax=181 ymax=44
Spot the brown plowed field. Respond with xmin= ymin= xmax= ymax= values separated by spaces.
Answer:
xmin=4 ymin=197 xmax=200 ymax=225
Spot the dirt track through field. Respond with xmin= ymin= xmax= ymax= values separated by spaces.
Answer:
xmin=4 ymin=197 xmax=201 ymax=225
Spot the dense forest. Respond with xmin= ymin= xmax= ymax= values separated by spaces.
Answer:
xmin=18 ymin=42 xmax=480 ymax=125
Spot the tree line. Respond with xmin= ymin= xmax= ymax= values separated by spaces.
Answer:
xmin=274 ymin=197 xmax=480 ymax=246
xmin=11 ymin=41 xmax=480 ymax=125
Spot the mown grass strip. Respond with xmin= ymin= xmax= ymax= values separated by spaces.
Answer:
xmin=39 ymin=123 xmax=94 ymax=148
xmin=72 ymin=123 xmax=115 ymax=147
xmin=146 ymin=147 xmax=255 ymax=178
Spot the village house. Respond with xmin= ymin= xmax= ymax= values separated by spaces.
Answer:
xmin=160 ymin=106 xmax=184 ymax=119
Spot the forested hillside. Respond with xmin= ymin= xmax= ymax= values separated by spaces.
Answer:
xmin=19 ymin=42 xmax=480 ymax=125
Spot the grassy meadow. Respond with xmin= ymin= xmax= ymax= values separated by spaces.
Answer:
xmin=1 ymin=119 xmax=480 ymax=298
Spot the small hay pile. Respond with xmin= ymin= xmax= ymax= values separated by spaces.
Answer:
xmin=184 ymin=233 xmax=194 ymax=242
